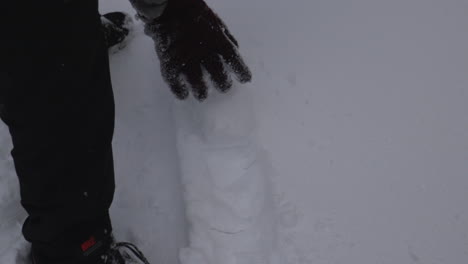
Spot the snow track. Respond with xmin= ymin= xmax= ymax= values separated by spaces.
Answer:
xmin=173 ymin=89 xmax=282 ymax=264
xmin=108 ymin=23 xmax=188 ymax=263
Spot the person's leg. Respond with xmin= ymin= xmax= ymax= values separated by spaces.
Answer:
xmin=1 ymin=1 xmax=115 ymax=263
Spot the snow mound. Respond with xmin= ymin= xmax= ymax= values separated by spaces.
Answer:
xmin=173 ymin=87 xmax=284 ymax=264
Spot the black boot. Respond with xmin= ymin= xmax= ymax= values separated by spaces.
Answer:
xmin=102 ymin=12 xmax=133 ymax=51
xmin=31 ymin=233 xmax=151 ymax=264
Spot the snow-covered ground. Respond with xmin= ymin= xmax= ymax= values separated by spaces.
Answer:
xmin=1 ymin=0 xmax=468 ymax=263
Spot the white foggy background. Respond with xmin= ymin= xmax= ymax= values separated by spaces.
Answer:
xmin=214 ymin=0 xmax=468 ymax=263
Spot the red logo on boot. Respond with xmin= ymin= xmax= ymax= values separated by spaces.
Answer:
xmin=81 ymin=236 xmax=97 ymax=252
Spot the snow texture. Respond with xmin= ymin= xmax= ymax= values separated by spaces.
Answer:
xmin=173 ymin=89 xmax=283 ymax=264
xmin=2 ymin=0 xmax=468 ymax=264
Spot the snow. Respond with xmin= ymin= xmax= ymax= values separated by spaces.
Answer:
xmin=1 ymin=0 xmax=468 ymax=264
xmin=173 ymin=89 xmax=283 ymax=264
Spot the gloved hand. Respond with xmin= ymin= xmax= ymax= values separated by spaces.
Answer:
xmin=132 ymin=0 xmax=252 ymax=100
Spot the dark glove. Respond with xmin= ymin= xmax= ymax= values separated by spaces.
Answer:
xmin=140 ymin=0 xmax=252 ymax=100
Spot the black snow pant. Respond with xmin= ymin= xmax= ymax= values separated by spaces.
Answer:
xmin=1 ymin=1 xmax=115 ymax=263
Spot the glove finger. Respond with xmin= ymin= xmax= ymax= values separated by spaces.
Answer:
xmin=160 ymin=62 xmax=189 ymax=100
xmin=183 ymin=63 xmax=208 ymax=101
xmin=222 ymin=26 xmax=239 ymax=48
xmin=211 ymin=11 xmax=239 ymax=47
xmin=167 ymin=76 xmax=189 ymax=100
xmin=219 ymin=43 xmax=252 ymax=83
xmin=202 ymin=55 xmax=232 ymax=93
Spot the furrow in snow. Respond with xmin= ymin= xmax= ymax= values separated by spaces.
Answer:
xmin=173 ymin=87 xmax=283 ymax=264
